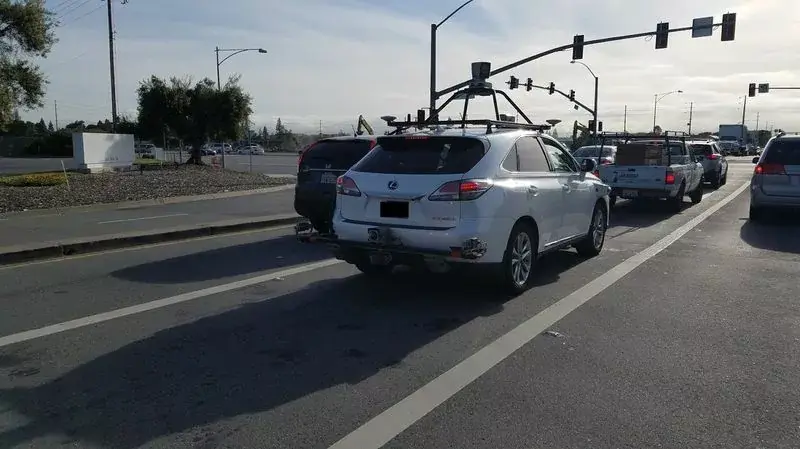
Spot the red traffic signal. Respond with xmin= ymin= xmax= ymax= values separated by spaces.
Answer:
xmin=548 ymin=82 xmax=555 ymax=95
xmin=748 ymin=83 xmax=756 ymax=97
xmin=569 ymin=90 xmax=575 ymax=101
xmin=509 ymin=76 xmax=519 ymax=89
xmin=525 ymin=78 xmax=533 ymax=91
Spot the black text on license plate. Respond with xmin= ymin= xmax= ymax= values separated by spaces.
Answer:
xmin=380 ymin=201 xmax=409 ymax=218
xmin=320 ymin=172 xmax=338 ymax=184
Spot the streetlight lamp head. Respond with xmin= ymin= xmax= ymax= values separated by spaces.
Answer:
xmin=678 ymin=90 xmax=684 ymax=93
xmin=258 ymin=48 xmax=268 ymax=53
xmin=570 ymin=60 xmax=576 ymax=64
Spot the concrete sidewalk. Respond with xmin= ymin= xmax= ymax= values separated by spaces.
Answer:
xmin=0 ymin=213 xmax=301 ymax=266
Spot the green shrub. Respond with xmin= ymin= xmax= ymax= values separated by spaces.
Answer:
xmin=23 ymin=132 xmax=73 ymax=157
xmin=0 ymin=172 xmax=68 ymax=187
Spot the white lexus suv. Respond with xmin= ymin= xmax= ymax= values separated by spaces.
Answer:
xmin=329 ymin=126 xmax=611 ymax=293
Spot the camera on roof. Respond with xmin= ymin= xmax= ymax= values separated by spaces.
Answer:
xmin=471 ymin=62 xmax=491 ymax=81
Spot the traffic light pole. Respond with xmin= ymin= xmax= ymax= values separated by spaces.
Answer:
xmin=435 ymin=19 xmax=729 ymax=100
xmin=592 ymin=76 xmax=599 ymax=138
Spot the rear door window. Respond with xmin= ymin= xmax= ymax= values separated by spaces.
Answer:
xmin=690 ymin=144 xmax=713 ymax=156
xmin=763 ymin=139 xmax=800 ymax=165
xmin=352 ymin=136 xmax=485 ymax=174
xmin=301 ymin=140 xmax=373 ymax=171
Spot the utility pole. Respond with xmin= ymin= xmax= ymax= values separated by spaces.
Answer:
xmin=755 ymin=111 xmax=760 ymax=131
xmin=687 ymin=102 xmax=693 ymax=135
xmin=105 ymin=0 xmax=118 ymax=132
xmin=740 ymin=94 xmax=747 ymax=146
xmin=54 ymin=100 xmax=59 ymax=130
xmin=623 ymin=105 xmax=627 ymax=133
xmin=319 ymin=120 xmax=322 ymax=138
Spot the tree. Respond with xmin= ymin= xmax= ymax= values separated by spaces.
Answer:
xmin=47 ymin=120 xmax=53 ymax=132
xmin=0 ymin=0 xmax=58 ymax=130
xmin=136 ymin=74 xmax=252 ymax=164
xmin=34 ymin=117 xmax=46 ymax=134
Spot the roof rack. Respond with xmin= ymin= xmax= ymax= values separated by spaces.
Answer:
xmin=386 ymin=67 xmax=551 ymax=135
xmin=385 ymin=118 xmax=549 ymax=135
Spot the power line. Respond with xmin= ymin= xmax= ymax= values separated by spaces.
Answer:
xmin=58 ymin=4 xmax=103 ymax=27
xmin=56 ymin=0 xmax=93 ymax=21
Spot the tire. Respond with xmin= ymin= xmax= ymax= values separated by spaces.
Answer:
xmin=710 ymin=171 xmax=721 ymax=189
xmin=669 ymin=183 xmax=685 ymax=213
xmin=575 ymin=202 xmax=607 ymax=258
xmin=749 ymin=206 xmax=763 ymax=222
xmin=720 ymin=171 xmax=728 ymax=186
xmin=689 ymin=183 xmax=703 ymax=204
xmin=497 ymin=221 xmax=538 ymax=295
xmin=354 ymin=261 xmax=394 ymax=277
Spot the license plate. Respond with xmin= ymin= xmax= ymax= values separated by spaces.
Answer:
xmin=380 ymin=201 xmax=409 ymax=219
xmin=320 ymin=172 xmax=338 ymax=184
xmin=369 ymin=252 xmax=392 ymax=265
xmin=622 ymin=189 xmax=639 ymax=198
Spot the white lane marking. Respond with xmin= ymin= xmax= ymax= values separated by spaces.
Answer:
xmin=328 ymin=181 xmax=749 ymax=449
xmin=97 ymin=213 xmax=189 ymax=224
xmin=0 ymin=258 xmax=342 ymax=348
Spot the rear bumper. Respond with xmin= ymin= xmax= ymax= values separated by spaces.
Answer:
xmin=750 ymin=184 xmax=800 ymax=208
xmin=296 ymin=216 xmax=511 ymax=264
xmin=610 ymin=187 xmax=674 ymax=199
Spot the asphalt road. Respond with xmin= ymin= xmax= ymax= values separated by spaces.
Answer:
xmin=2 ymin=160 xmax=798 ymax=449
xmin=0 ymin=153 xmax=299 ymax=176
xmin=0 ymin=186 xmax=296 ymax=248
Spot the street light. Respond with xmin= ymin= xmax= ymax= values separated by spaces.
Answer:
xmin=570 ymin=60 xmax=599 ymax=137
xmin=653 ymin=90 xmax=683 ymax=133
xmin=215 ymin=47 xmax=268 ymax=90
xmin=214 ymin=46 xmax=267 ymax=168
xmin=430 ymin=0 xmax=475 ymax=118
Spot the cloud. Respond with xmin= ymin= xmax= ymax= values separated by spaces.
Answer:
xmin=21 ymin=0 xmax=800 ymax=135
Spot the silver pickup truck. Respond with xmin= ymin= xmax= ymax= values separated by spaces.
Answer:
xmin=597 ymin=139 xmax=704 ymax=212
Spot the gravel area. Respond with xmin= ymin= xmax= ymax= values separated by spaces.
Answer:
xmin=0 ymin=165 xmax=295 ymax=213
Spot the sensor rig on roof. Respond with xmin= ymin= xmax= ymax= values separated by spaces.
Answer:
xmin=384 ymin=62 xmax=551 ymax=135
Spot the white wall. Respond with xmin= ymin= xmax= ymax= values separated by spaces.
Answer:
xmin=72 ymin=133 xmax=135 ymax=172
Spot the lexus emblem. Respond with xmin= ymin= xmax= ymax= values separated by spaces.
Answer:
xmin=387 ymin=180 xmax=398 ymax=190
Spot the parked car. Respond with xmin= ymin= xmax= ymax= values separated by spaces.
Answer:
xmin=749 ymin=133 xmax=800 ymax=221
xmin=294 ymin=136 xmax=377 ymax=233
xmin=688 ymin=140 xmax=728 ymax=189
xmin=598 ymin=138 xmax=704 ymax=211
xmin=323 ymin=128 xmax=610 ymax=293
xmin=572 ymin=145 xmax=617 ymax=172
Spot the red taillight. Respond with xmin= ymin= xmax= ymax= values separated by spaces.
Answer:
xmin=665 ymin=172 xmax=676 ymax=184
xmin=336 ymin=175 xmax=361 ymax=197
xmin=298 ymin=142 xmax=317 ymax=168
xmin=755 ymin=163 xmax=785 ymax=175
xmin=428 ymin=179 xmax=493 ymax=201
xmin=592 ymin=170 xmax=600 ymax=177
xmin=600 ymin=157 xmax=613 ymax=165
xmin=369 ymin=139 xmax=377 ymax=149
xmin=708 ymin=154 xmax=719 ymax=160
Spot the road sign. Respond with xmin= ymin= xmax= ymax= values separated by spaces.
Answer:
xmin=758 ymin=83 xmax=770 ymax=93
xmin=692 ymin=17 xmax=714 ymax=38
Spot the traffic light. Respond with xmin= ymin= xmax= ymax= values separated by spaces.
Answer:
xmin=748 ymin=83 xmax=756 ymax=97
xmin=548 ymin=82 xmax=555 ymax=95
xmin=572 ymin=35 xmax=584 ymax=60
xmin=588 ymin=119 xmax=595 ymax=131
xmin=569 ymin=90 xmax=575 ymax=101
xmin=509 ymin=76 xmax=519 ymax=89
xmin=721 ymin=13 xmax=736 ymax=41
xmin=598 ymin=121 xmax=603 ymax=132
xmin=655 ymin=22 xmax=669 ymax=49
xmin=525 ymin=78 xmax=533 ymax=91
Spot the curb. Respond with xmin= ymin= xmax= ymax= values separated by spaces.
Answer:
xmin=0 ymin=214 xmax=301 ymax=266
xmin=0 ymin=183 xmax=296 ymax=218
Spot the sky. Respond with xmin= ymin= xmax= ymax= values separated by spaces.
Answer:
xmin=19 ymin=0 xmax=800 ymax=135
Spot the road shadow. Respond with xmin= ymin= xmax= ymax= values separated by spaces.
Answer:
xmin=740 ymin=211 xmax=800 ymax=254
xmin=111 ymin=236 xmax=331 ymax=284
xmin=609 ymin=199 xmax=677 ymax=230
xmin=0 ymin=272 xmax=510 ymax=448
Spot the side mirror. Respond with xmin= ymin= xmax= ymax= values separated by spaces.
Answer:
xmin=580 ymin=158 xmax=597 ymax=173
xmin=752 ymin=156 xmax=759 ymax=164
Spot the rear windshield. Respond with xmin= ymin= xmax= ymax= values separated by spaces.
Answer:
xmin=689 ymin=144 xmax=714 ymax=155
xmin=301 ymin=140 xmax=373 ymax=170
xmin=763 ymin=139 xmax=800 ymax=165
xmin=634 ymin=141 xmax=684 ymax=156
xmin=352 ymin=136 xmax=485 ymax=175
xmin=574 ymin=146 xmax=614 ymax=157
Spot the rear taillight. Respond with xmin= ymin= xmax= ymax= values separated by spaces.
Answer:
xmin=298 ymin=142 xmax=317 ymax=168
xmin=755 ymin=163 xmax=785 ymax=175
xmin=592 ymin=170 xmax=600 ymax=178
xmin=665 ymin=172 xmax=676 ymax=185
xmin=600 ymin=157 xmax=613 ymax=165
xmin=708 ymin=154 xmax=719 ymax=160
xmin=369 ymin=139 xmax=377 ymax=149
xmin=428 ymin=179 xmax=493 ymax=201
xmin=336 ymin=175 xmax=361 ymax=196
